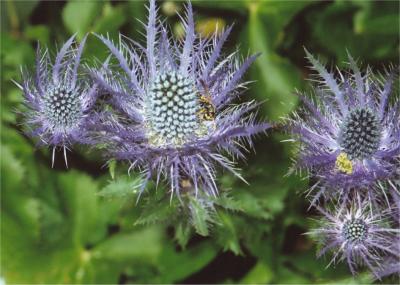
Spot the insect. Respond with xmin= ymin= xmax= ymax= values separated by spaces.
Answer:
xmin=197 ymin=79 xmax=216 ymax=121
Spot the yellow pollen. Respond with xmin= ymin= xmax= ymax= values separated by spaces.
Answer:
xmin=181 ymin=179 xmax=192 ymax=189
xmin=335 ymin=152 xmax=353 ymax=174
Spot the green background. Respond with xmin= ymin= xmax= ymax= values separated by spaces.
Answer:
xmin=1 ymin=0 xmax=399 ymax=283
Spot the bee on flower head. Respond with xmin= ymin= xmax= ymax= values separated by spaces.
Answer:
xmin=197 ymin=79 xmax=216 ymax=122
xmin=89 ymin=0 xmax=269 ymax=200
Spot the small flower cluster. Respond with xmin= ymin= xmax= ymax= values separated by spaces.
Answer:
xmin=288 ymin=50 xmax=399 ymax=279
xmin=18 ymin=1 xmax=268 ymax=200
xmin=17 ymin=35 xmax=98 ymax=167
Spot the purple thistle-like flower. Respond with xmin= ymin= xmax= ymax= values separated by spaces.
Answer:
xmin=17 ymin=34 xmax=98 ymax=167
xmin=89 ymin=0 xmax=269 ymax=199
xmin=373 ymin=256 xmax=400 ymax=280
xmin=374 ymin=191 xmax=400 ymax=280
xmin=289 ymin=50 xmax=400 ymax=204
xmin=309 ymin=195 xmax=400 ymax=278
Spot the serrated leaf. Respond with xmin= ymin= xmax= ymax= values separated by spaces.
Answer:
xmin=57 ymin=171 xmax=103 ymax=245
xmin=174 ymin=221 xmax=192 ymax=249
xmin=98 ymin=175 xmax=143 ymax=198
xmin=1 ymin=144 xmax=24 ymax=191
xmin=134 ymin=197 xmax=178 ymax=226
xmin=233 ymin=191 xmax=272 ymax=220
xmin=215 ymin=211 xmax=242 ymax=255
xmin=213 ymin=192 xmax=244 ymax=212
xmin=2 ymin=217 xmax=79 ymax=284
xmin=36 ymin=200 xmax=67 ymax=246
xmin=188 ymin=198 xmax=215 ymax=236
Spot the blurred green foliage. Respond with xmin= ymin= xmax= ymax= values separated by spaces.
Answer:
xmin=1 ymin=0 xmax=398 ymax=284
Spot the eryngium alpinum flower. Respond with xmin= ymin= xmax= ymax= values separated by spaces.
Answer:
xmin=309 ymin=195 xmax=400 ymax=278
xmin=90 ymin=0 xmax=269 ymax=198
xmin=374 ymin=256 xmax=400 ymax=280
xmin=18 ymin=35 xmax=98 ymax=166
xmin=374 ymin=192 xmax=400 ymax=280
xmin=289 ymin=50 xmax=399 ymax=203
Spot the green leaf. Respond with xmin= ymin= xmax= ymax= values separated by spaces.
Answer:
xmin=213 ymin=192 xmax=244 ymax=212
xmin=2 ymin=219 xmax=80 ymax=284
xmin=1 ymin=32 xmax=34 ymax=68
xmin=92 ymin=3 xmax=127 ymax=34
xmin=57 ymin=171 xmax=103 ymax=245
xmin=92 ymin=226 xmax=163 ymax=263
xmin=353 ymin=1 xmax=399 ymax=35
xmin=192 ymin=0 xmax=247 ymax=12
xmin=358 ymin=14 xmax=399 ymax=35
xmin=98 ymin=175 xmax=143 ymax=198
xmin=240 ymin=262 xmax=274 ymax=284
xmin=134 ymin=195 xmax=178 ymax=226
xmin=174 ymin=221 xmax=192 ymax=249
xmin=245 ymin=4 xmax=302 ymax=120
xmin=36 ymin=200 xmax=67 ymax=246
xmin=281 ymin=249 xmax=346 ymax=282
xmin=0 ymin=144 xmax=24 ymax=192
xmin=158 ymin=241 xmax=218 ymax=283
xmin=258 ymin=0 xmax=311 ymax=32
xmin=107 ymin=159 xmax=117 ymax=180
xmin=188 ymin=197 xmax=215 ymax=236
xmin=1 ymin=0 xmax=39 ymax=32
xmin=127 ymin=1 xmax=147 ymax=39
xmin=335 ymin=272 xmax=373 ymax=284
xmin=308 ymin=1 xmax=399 ymax=62
xmin=24 ymin=25 xmax=50 ymax=45
xmin=3 ymin=176 xmax=80 ymax=283
xmin=62 ymin=0 xmax=103 ymax=39
xmin=215 ymin=211 xmax=242 ymax=255
xmin=232 ymin=191 xmax=272 ymax=220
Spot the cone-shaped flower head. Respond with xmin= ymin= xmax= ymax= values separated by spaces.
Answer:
xmin=90 ymin=0 xmax=269 ymax=198
xmin=18 ymin=34 xmax=98 ymax=166
xmin=309 ymin=195 xmax=400 ymax=278
xmin=289 ymin=50 xmax=399 ymax=203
